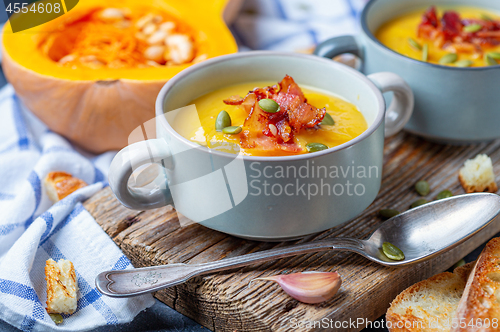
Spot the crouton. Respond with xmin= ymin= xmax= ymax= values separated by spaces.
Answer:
xmin=45 ymin=259 xmax=78 ymax=314
xmin=459 ymin=154 xmax=497 ymax=193
xmin=44 ymin=172 xmax=87 ymax=202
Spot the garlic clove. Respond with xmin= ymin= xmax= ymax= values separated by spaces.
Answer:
xmin=253 ymin=271 xmax=341 ymax=304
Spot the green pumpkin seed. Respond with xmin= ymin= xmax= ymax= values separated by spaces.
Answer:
xmin=321 ymin=112 xmax=335 ymax=125
xmin=222 ymin=126 xmax=242 ymax=135
xmin=463 ymin=24 xmax=482 ymax=33
xmin=452 ymin=259 xmax=466 ymax=270
xmin=382 ymin=242 xmax=405 ymax=261
xmin=49 ymin=314 xmax=63 ymax=324
xmin=439 ymin=53 xmax=458 ymax=65
xmin=422 ymin=44 xmax=429 ymax=62
xmin=258 ymin=98 xmax=280 ymax=113
xmin=487 ymin=52 xmax=500 ymax=60
xmin=455 ymin=60 xmax=473 ymax=68
xmin=215 ymin=110 xmax=231 ymax=131
xmin=485 ymin=54 xmax=498 ymax=66
xmin=436 ymin=189 xmax=453 ymax=200
xmin=410 ymin=198 xmax=428 ymax=209
xmin=378 ymin=209 xmax=400 ymax=219
xmin=480 ymin=13 xmax=493 ymax=21
xmin=415 ymin=180 xmax=430 ymax=196
xmin=408 ymin=37 xmax=422 ymax=50
xmin=306 ymin=142 xmax=328 ymax=153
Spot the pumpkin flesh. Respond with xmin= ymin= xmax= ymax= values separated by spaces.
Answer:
xmin=2 ymin=0 xmax=237 ymax=152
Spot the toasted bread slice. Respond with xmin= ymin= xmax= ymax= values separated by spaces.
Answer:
xmin=44 ymin=171 xmax=87 ymax=202
xmin=386 ymin=263 xmax=474 ymax=332
xmin=451 ymin=238 xmax=500 ymax=332
xmin=458 ymin=154 xmax=497 ymax=193
xmin=45 ymin=259 xmax=78 ymax=314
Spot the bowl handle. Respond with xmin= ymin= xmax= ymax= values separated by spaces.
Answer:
xmin=367 ymin=72 xmax=414 ymax=137
xmin=313 ymin=35 xmax=363 ymax=60
xmin=108 ymin=139 xmax=174 ymax=210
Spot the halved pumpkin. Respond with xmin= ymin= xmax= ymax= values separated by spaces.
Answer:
xmin=2 ymin=0 xmax=238 ymax=153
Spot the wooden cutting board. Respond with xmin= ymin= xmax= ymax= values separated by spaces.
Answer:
xmin=83 ymin=132 xmax=500 ymax=332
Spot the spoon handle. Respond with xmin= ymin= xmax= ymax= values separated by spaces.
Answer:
xmin=96 ymin=238 xmax=364 ymax=297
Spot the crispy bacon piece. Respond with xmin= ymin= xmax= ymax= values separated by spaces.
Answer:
xmin=418 ymin=6 xmax=500 ymax=50
xmin=443 ymin=41 xmax=478 ymax=53
xmin=223 ymin=95 xmax=243 ymax=105
xmin=477 ymin=31 xmax=500 ymax=38
xmin=442 ymin=11 xmax=463 ymax=40
xmin=274 ymin=75 xmax=325 ymax=130
xmin=421 ymin=6 xmax=439 ymax=28
xmin=223 ymin=75 xmax=326 ymax=153
xmin=238 ymin=92 xmax=301 ymax=153
xmin=418 ymin=7 xmax=443 ymax=42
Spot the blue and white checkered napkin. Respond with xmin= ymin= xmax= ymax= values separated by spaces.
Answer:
xmin=0 ymin=85 xmax=155 ymax=331
xmin=232 ymin=0 xmax=366 ymax=51
xmin=0 ymin=0 xmax=365 ymax=330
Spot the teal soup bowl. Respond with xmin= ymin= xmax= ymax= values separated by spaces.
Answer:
xmin=315 ymin=0 xmax=500 ymax=143
xmin=108 ymin=52 xmax=413 ymax=241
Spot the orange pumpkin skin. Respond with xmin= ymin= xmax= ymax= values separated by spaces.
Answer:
xmin=2 ymin=51 xmax=165 ymax=153
xmin=2 ymin=0 xmax=238 ymax=153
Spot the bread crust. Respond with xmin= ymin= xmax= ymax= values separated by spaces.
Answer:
xmin=45 ymin=259 xmax=78 ymax=314
xmin=458 ymin=173 xmax=498 ymax=194
xmin=387 ymin=263 xmax=474 ymax=332
xmin=451 ymin=238 xmax=500 ymax=332
xmin=44 ymin=171 xmax=87 ymax=202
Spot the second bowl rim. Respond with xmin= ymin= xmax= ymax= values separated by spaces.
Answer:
xmin=360 ymin=0 xmax=500 ymax=71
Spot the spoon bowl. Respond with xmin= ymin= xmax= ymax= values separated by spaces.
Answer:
xmin=363 ymin=193 xmax=500 ymax=265
xmin=96 ymin=193 xmax=500 ymax=297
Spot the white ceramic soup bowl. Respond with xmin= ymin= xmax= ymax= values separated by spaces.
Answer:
xmin=108 ymin=51 xmax=413 ymax=241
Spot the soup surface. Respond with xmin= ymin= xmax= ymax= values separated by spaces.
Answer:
xmin=376 ymin=6 xmax=500 ymax=67
xmin=175 ymin=78 xmax=368 ymax=156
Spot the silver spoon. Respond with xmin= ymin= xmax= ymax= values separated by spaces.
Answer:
xmin=96 ymin=193 xmax=500 ymax=297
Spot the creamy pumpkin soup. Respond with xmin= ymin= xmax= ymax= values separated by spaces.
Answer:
xmin=376 ymin=6 xmax=500 ymax=67
xmin=176 ymin=76 xmax=368 ymax=157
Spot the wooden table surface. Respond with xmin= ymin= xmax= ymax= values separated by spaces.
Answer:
xmin=83 ymin=131 xmax=500 ymax=332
